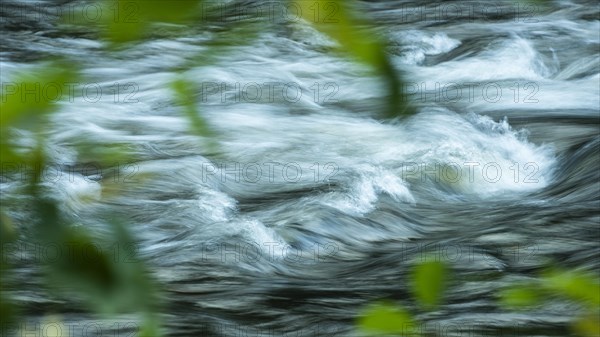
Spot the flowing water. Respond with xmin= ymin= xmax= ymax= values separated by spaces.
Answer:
xmin=1 ymin=0 xmax=599 ymax=336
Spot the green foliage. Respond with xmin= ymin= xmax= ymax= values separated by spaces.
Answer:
xmin=357 ymin=258 xmax=450 ymax=336
xmin=1 ymin=2 xmax=221 ymax=334
xmin=0 ymin=63 xmax=78 ymax=169
xmin=38 ymin=214 xmax=159 ymax=315
xmin=359 ymin=260 xmax=599 ymax=337
xmin=72 ymin=142 xmax=139 ymax=167
xmin=1 ymin=62 xmax=162 ymax=334
xmin=0 ymin=63 xmax=77 ymax=130
xmin=139 ymin=313 xmax=163 ymax=337
xmin=498 ymin=269 xmax=600 ymax=309
xmin=573 ymin=313 xmax=600 ymax=337
xmin=542 ymin=269 xmax=600 ymax=307
xmin=357 ymin=301 xmax=415 ymax=336
xmin=411 ymin=258 xmax=447 ymax=310
xmin=294 ymin=0 xmax=412 ymax=118
xmin=499 ymin=285 xmax=540 ymax=309
xmin=171 ymin=78 xmax=213 ymax=138
xmin=0 ymin=210 xmax=18 ymax=324
xmin=499 ymin=268 xmax=600 ymax=336
xmin=100 ymin=0 xmax=201 ymax=43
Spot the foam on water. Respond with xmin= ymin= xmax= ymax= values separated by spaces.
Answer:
xmin=409 ymin=36 xmax=555 ymax=82
xmin=45 ymin=174 xmax=102 ymax=215
xmin=2 ymin=25 xmax=561 ymax=253
xmin=202 ymin=106 xmax=556 ymax=214
xmin=322 ymin=165 xmax=415 ymax=216
xmin=467 ymin=75 xmax=600 ymax=113
xmin=392 ymin=30 xmax=461 ymax=65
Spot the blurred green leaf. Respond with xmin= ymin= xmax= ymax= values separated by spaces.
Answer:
xmin=29 ymin=196 xmax=158 ymax=317
xmin=40 ymin=218 xmax=160 ymax=315
xmin=73 ymin=142 xmax=138 ymax=166
xmin=171 ymin=78 xmax=213 ymax=137
xmin=499 ymin=286 xmax=540 ymax=309
xmin=294 ymin=0 xmax=412 ymax=118
xmin=542 ymin=269 xmax=600 ymax=308
xmin=0 ymin=22 xmax=164 ymax=334
xmin=357 ymin=301 xmax=416 ymax=336
xmin=411 ymin=259 xmax=447 ymax=310
xmin=499 ymin=267 xmax=599 ymax=337
xmin=0 ymin=63 xmax=77 ymax=129
xmin=295 ymin=0 xmax=379 ymax=64
xmin=100 ymin=0 xmax=201 ymax=43
xmin=0 ymin=210 xmax=17 ymax=244
xmin=107 ymin=219 xmax=160 ymax=312
xmin=0 ymin=144 xmax=22 ymax=164
xmin=0 ymin=290 xmax=18 ymax=332
xmin=139 ymin=313 xmax=162 ymax=337
xmin=1 ymin=211 xmax=18 ymax=327
xmin=1 ymin=63 xmax=77 ymax=184
xmin=45 ymin=229 xmax=118 ymax=296
xmin=574 ymin=312 xmax=600 ymax=337
xmin=141 ymin=0 xmax=200 ymax=22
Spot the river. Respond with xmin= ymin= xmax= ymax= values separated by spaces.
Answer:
xmin=1 ymin=0 xmax=599 ymax=336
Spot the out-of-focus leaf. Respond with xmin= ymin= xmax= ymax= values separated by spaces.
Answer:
xmin=499 ymin=286 xmax=540 ymax=309
xmin=0 ymin=289 xmax=15 ymax=325
xmin=1 ymin=63 xmax=76 ymax=188
xmin=0 ymin=63 xmax=77 ymax=129
xmin=542 ymin=269 xmax=600 ymax=308
xmin=0 ymin=144 xmax=22 ymax=164
xmin=1 ymin=211 xmax=18 ymax=327
xmin=31 ymin=197 xmax=158 ymax=315
xmin=142 ymin=0 xmax=200 ymax=22
xmin=101 ymin=0 xmax=201 ymax=43
xmin=107 ymin=219 xmax=160 ymax=312
xmin=573 ymin=313 xmax=600 ymax=337
xmin=294 ymin=0 xmax=381 ymax=65
xmin=139 ymin=313 xmax=162 ymax=337
xmin=171 ymin=78 xmax=213 ymax=137
xmin=294 ymin=0 xmax=412 ymax=118
xmin=73 ymin=142 xmax=138 ymax=166
xmin=357 ymin=301 xmax=415 ymax=336
xmin=36 ymin=197 xmax=117 ymax=299
xmin=499 ymin=267 xmax=599 ymax=336
xmin=46 ymin=229 xmax=117 ymax=295
xmin=411 ymin=259 xmax=447 ymax=310
xmin=0 ymin=210 xmax=16 ymax=244
xmin=42 ymin=219 xmax=159 ymax=315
